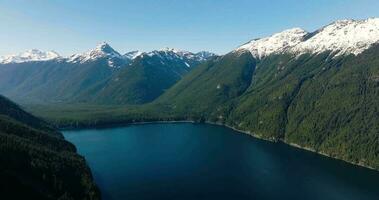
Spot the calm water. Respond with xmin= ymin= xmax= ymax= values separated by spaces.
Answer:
xmin=63 ymin=123 xmax=379 ymax=200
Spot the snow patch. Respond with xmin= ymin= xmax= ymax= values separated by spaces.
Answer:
xmin=124 ymin=50 xmax=143 ymax=60
xmin=237 ymin=28 xmax=308 ymax=59
xmin=292 ymin=18 xmax=379 ymax=56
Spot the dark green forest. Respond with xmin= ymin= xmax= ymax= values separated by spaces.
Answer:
xmin=27 ymin=45 xmax=379 ymax=171
xmin=0 ymin=95 xmax=99 ymax=199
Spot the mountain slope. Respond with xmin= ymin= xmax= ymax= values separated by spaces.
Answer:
xmin=0 ymin=59 xmax=117 ymax=103
xmin=0 ymin=44 xmax=215 ymax=105
xmin=0 ymin=43 xmax=128 ymax=104
xmin=0 ymin=95 xmax=99 ymax=199
xmin=150 ymin=18 xmax=379 ymax=169
xmin=155 ymin=50 xmax=255 ymax=117
xmin=75 ymin=49 xmax=216 ymax=105
xmin=229 ymin=45 xmax=379 ymax=168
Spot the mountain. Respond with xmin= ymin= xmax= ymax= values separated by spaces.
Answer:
xmin=0 ymin=49 xmax=60 ymax=64
xmin=75 ymin=48 xmax=217 ymax=104
xmin=147 ymin=18 xmax=379 ymax=169
xmin=0 ymin=95 xmax=99 ymax=199
xmin=0 ymin=42 xmax=126 ymax=103
xmin=236 ymin=28 xmax=308 ymax=59
xmin=0 ymin=59 xmax=117 ymax=104
xmin=156 ymin=50 xmax=255 ymax=114
xmin=237 ymin=18 xmax=379 ymax=58
xmin=68 ymin=42 xmax=130 ymax=68
xmin=0 ymin=42 xmax=215 ymax=104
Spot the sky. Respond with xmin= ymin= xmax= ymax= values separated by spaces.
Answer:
xmin=0 ymin=0 xmax=378 ymax=56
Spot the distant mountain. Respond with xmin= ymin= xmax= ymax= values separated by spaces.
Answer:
xmin=151 ymin=17 xmax=379 ymax=169
xmin=76 ymin=48 xmax=217 ymax=104
xmin=0 ymin=95 xmax=99 ymax=199
xmin=124 ymin=50 xmax=143 ymax=60
xmin=0 ymin=43 xmax=216 ymax=104
xmin=0 ymin=49 xmax=60 ymax=64
xmin=0 ymin=57 xmax=117 ymax=104
xmin=68 ymin=42 xmax=130 ymax=68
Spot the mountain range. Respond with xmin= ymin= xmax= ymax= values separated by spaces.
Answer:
xmin=0 ymin=43 xmax=216 ymax=104
xmin=1 ymin=17 xmax=379 ymax=172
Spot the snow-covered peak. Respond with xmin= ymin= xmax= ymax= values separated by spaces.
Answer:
xmin=238 ymin=18 xmax=379 ymax=59
xmin=68 ymin=42 xmax=122 ymax=63
xmin=159 ymin=47 xmax=180 ymax=52
xmin=156 ymin=47 xmax=193 ymax=57
xmin=124 ymin=50 xmax=144 ymax=60
xmin=0 ymin=49 xmax=60 ymax=64
xmin=0 ymin=42 xmax=215 ymax=67
xmin=237 ymin=28 xmax=308 ymax=59
xmin=292 ymin=18 xmax=379 ymax=56
xmin=94 ymin=42 xmax=119 ymax=55
xmin=148 ymin=48 xmax=216 ymax=61
xmin=195 ymin=51 xmax=217 ymax=61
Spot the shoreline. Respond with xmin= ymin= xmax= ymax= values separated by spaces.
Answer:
xmin=60 ymin=120 xmax=378 ymax=172
xmin=205 ymin=121 xmax=378 ymax=171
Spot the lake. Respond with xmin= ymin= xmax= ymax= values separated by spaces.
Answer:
xmin=63 ymin=123 xmax=379 ymax=200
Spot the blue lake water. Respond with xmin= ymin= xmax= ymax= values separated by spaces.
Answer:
xmin=63 ymin=123 xmax=379 ymax=200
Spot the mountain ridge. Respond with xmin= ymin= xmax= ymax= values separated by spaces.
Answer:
xmin=0 ymin=42 xmax=216 ymax=67
xmin=0 ymin=43 xmax=216 ymax=104
xmin=237 ymin=17 xmax=379 ymax=59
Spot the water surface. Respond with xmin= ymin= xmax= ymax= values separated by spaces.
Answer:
xmin=63 ymin=123 xmax=379 ymax=200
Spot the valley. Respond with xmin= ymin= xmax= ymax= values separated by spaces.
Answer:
xmin=1 ymin=16 xmax=379 ymax=200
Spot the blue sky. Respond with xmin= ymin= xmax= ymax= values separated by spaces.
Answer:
xmin=0 ymin=0 xmax=378 ymax=56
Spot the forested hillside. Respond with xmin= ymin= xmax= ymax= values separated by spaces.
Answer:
xmin=0 ymin=59 xmax=117 ymax=104
xmin=0 ymin=95 xmax=99 ymax=199
xmin=155 ymin=46 xmax=379 ymax=169
xmin=29 ymin=45 xmax=379 ymax=171
xmin=76 ymin=50 xmax=214 ymax=105
xmin=0 ymin=45 xmax=215 ymax=105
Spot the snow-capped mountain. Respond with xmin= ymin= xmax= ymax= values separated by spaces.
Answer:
xmin=293 ymin=18 xmax=379 ymax=56
xmin=0 ymin=42 xmax=216 ymax=68
xmin=68 ymin=42 xmax=123 ymax=63
xmin=238 ymin=18 xmax=379 ymax=58
xmin=67 ymin=42 xmax=129 ymax=68
xmin=84 ymin=47 xmax=216 ymax=105
xmin=0 ymin=49 xmax=60 ymax=64
xmin=237 ymin=28 xmax=308 ymax=59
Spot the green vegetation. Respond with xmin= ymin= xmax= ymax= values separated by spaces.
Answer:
xmin=79 ymin=53 xmax=203 ymax=105
xmin=27 ymin=45 xmax=379 ymax=171
xmin=0 ymin=95 xmax=100 ymax=199
xmin=0 ymin=59 xmax=116 ymax=104
xmin=0 ymin=51 xmax=212 ymax=105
